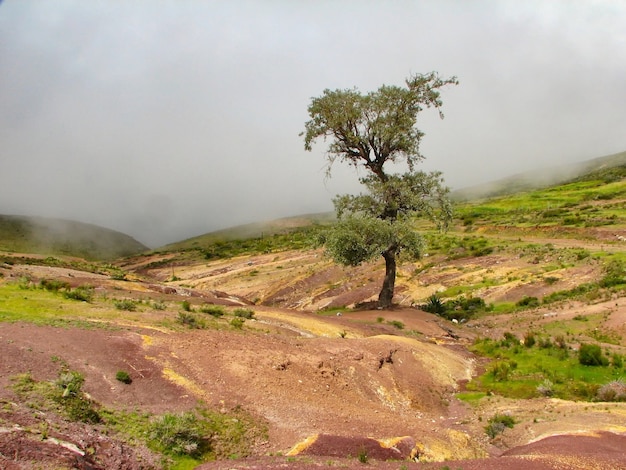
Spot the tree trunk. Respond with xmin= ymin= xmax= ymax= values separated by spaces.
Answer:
xmin=378 ymin=246 xmax=397 ymax=308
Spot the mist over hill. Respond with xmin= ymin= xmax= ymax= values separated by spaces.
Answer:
xmin=452 ymin=150 xmax=626 ymax=201
xmin=0 ymin=215 xmax=147 ymax=260
xmin=2 ymin=149 xmax=626 ymax=260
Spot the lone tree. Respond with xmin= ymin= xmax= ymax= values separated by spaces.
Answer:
xmin=302 ymin=72 xmax=457 ymax=308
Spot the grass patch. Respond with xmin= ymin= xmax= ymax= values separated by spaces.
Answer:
xmin=11 ymin=369 xmax=266 ymax=468
xmin=467 ymin=337 xmax=624 ymax=400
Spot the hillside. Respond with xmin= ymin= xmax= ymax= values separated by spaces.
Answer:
xmin=0 ymin=214 xmax=148 ymax=260
xmin=452 ymin=149 xmax=626 ymax=201
xmin=2 ymin=158 xmax=626 ymax=469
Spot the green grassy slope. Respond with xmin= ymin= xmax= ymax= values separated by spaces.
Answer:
xmin=0 ymin=215 xmax=148 ymax=260
xmin=452 ymin=149 xmax=626 ymax=201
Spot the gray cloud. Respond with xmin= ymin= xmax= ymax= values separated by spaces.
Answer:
xmin=1 ymin=0 xmax=625 ymax=246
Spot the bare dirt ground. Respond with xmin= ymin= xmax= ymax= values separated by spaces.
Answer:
xmin=2 ymin=233 xmax=626 ymax=469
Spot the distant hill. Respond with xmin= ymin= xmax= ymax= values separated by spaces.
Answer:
xmin=452 ymin=150 xmax=626 ymax=201
xmin=0 ymin=215 xmax=148 ymax=260
xmin=159 ymin=212 xmax=335 ymax=251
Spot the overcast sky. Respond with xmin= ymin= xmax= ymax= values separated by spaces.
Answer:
xmin=1 ymin=1 xmax=625 ymax=247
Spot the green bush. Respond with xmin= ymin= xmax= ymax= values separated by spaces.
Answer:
xmin=54 ymin=371 xmax=101 ymax=423
xmin=115 ymin=371 xmax=132 ymax=384
xmin=485 ymin=414 xmax=515 ymax=439
xmin=149 ymin=412 xmax=209 ymax=457
xmin=516 ymin=296 xmax=539 ymax=308
xmin=181 ymin=300 xmax=192 ymax=312
xmin=230 ymin=317 xmax=245 ymax=329
xmin=177 ymin=312 xmax=204 ymax=329
xmin=114 ymin=299 xmax=137 ymax=311
xmin=233 ymin=308 xmax=255 ymax=319
xmin=63 ymin=285 xmax=94 ymax=302
xmin=387 ymin=320 xmax=404 ymax=329
xmin=421 ymin=294 xmax=446 ymax=315
xmin=152 ymin=301 xmax=166 ymax=310
xmin=578 ymin=344 xmax=609 ymax=366
xmin=523 ymin=331 xmax=536 ymax=348
xmin=200 ymin=304 xmax=225 ymax=317
xmin=40 ymin=278 xmax=70 ymax=292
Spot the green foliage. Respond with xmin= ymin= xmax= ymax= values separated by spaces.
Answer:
xmin=233 ymin=308 xmax=255 ymax=319
xmin=578 ymin=343 xmax=609 ymax=366
xmin=116 ymin=370 xmax=132 ymax=384
xmin=468 ymin=338 xmax=622 ymax=400
xmin=113 ymin=299 xmax=137 ymax=311
xmin=200 ymin=304 xmax=225 ymax=317
xmin=421 ymin=294 xmax=446 ymax=315
xmin=357 ymin=447 xmax=369 ymax=463
xmin=63 ymin=285 xmax=94 ymax=302
xmin=177 ymin=312 xmax=204 ymax=329
xmin=149 ymin=411 xmax=210 ymax=457
xmin=40 ymin=278 xmax=70 ymax=292
xmin=322 ymin=216 xmax=401 ymax=267
xmin=230 ymin=317 xmax=245 ymax=329
xmin=600 ymin=259 xmax=626 ymax=288
xmin=516 ymin=296 xmax=540 ymax=308
xmin=152 ymin=300 xmax=166 ymax=310
xmin=54 ymin=370 xmax=101 ymax=423
xmin=181 ymin=300 xmax=192 ymax=312
xmin=303 ymin=73 xmax=455 ymax=307
xmin=420 ymin=294 xmax=487 ymax=321
xmin=485 ymin=414 xmax=515 ymax=439
xmin=387 ymin=320 xmax=404 ymax=329
xmin=201 ymin=226 xmax=321 ymax=259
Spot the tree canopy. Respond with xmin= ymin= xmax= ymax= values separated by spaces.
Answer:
xmin=303 ymin=72 xmax=457 ymax=307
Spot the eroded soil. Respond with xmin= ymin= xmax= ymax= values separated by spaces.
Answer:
xmin=2 ymin=229 xmax=626 ymax=469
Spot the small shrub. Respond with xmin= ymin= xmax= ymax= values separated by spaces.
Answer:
xmin=115 ymin=370 xmax=132 ymax=384
xmin=523 ymin=331 xmax=536 ymax=348
xmin=230 ymin=317 xmax=245 ymax=329
xmin=63 ymin=285 xmax=94 ymax=302
xmin=516 ymin=296 xmax=539 ymax=308
xmin=40 ymin=278 xmax=70 ymax=292
xmin=485 ymin=414 xmax=515 ymax=439
xmin=376 ymin=317 xmax=384 ymax=323
xmin=536 ymin=379 xmax=554 ymax=397
xmin=200 ymin=305 xmax=225 ymax=317
xmin=595 ymin=380 xmax=626 ymax=402
xmin=54 ymin=371 xmax=101 ymax=423
xmin=149 ymin=412 xmax=209 ymax=457
xmin=152 ymin=301 xmax=166 ymax=310
xmin=578 ymin=343 xmax=609 ymax=366
xmin=177 ymin=312 xmax=204 ymax=329
xmin=489 ymin=361 xmax=516 ymax=382
xmin=421 ymin=294 xmax=446 ymax=315
xmin=500 ymin=332 xmax=519 ymax=348
xmin=181 ymin=300 xmax=192 ymax=312
xmin=387 ymin=320 xmax=404 ymax=329
xmin=357 ymin=448 xmax=368 ymax=463
xmin=233 ymin=308 xmax=255 ymax=319
xmin=612 ymin=353 xmax=623 ymax=369
xmin=113 ymin=299 xmax=137 ymax=311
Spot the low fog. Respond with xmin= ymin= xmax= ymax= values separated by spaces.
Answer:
xmin=1 ymin=1 xmax=625 ymax=247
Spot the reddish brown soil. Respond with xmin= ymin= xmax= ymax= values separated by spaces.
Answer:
xmin=2 ymin=240 xmax=626 ymax=468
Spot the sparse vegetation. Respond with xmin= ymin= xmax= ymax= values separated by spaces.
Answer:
xmin=116 ymin=370 xmax=132 ymax=384
xmin=63 ymin=285 xmax=95 ymax=302
xmin=485 ymin=414 xmax=515 ymax=439
xmin=113 ymin=298 xmax=138 ymax=311
xmin=233 ymin=308 xmax=255 ymax=319
xmin=200 ymin=304 xmax=226 ymax=317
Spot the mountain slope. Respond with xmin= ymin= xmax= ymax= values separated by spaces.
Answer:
xmin=452 ymin=149 xmax=626 ymax=201
xmin=0 ymin=215 xmax=147 ymax=260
